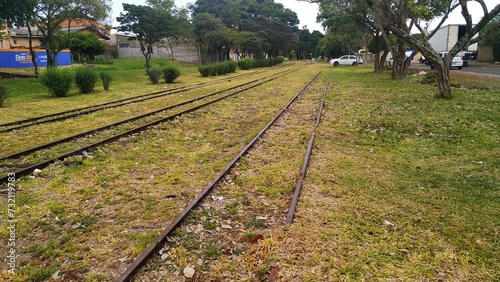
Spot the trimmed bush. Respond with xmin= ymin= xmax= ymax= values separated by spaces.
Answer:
xmin=275 ymin=56 xmax=285 ymax=64
xmin=226 ymin=60 xmax=237 ymax=73
xmin=100 ymin=72 xmax=112 ymax=90
xmin=198 ymin=65 xmax=213 ymax=77
xmin=238 ymin=58 xmax=255 ymax=70
xmin=75 ymin=68 xmax=98 ymax=94
xmin=0 ymin=86 xmax=7 ymax=107
xmin=210 ymin=64 xmax=219 ymax=76
xmin=40 ymin=68 xmax=73 ymax=97
xmin=162 ymin=66 xmax=180 ymax=83
xmin=216 ymin=62 xmax=226 ymax=75
xmin=147 ymin=68 xmax=162 ymax=85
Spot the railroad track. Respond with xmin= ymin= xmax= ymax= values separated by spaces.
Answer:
xmin=0 ymin=64 xmax=308 ymax=183
xmin=115 ymin=71 xmax=328 ymax=281
xmin=0 ymin=69 xmax=269 ymax=133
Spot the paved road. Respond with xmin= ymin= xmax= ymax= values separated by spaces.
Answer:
xmin=410 ymin=61 xmax=500 ymax=81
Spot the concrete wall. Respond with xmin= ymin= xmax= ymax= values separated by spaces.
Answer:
xmin=117 ymin=44 xmax=199 ymax=64
xmin=477 ymin=45 xmax=494 ymax=62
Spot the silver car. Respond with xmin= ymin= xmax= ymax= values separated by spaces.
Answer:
xmin=330 ymin=55 xmax=360 ymax=66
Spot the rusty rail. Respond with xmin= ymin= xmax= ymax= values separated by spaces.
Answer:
xmin=286 ymin=76 xmax=330 ymax=224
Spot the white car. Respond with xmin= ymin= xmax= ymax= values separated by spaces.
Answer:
xmin=330 ymin=55 xmax=360 ymax=66
xmin=430 ymin=52 xmax=463 ymax=70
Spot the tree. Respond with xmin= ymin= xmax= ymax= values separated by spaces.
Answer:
xmin=297 ymin=28 xmax=324 ymax=60
xmin=191 ymin=0 xmax=300 ymax=59
xmin=0 ymin=0 xmax=39 ymax=76
xmin=33 ymin=0 xmax=110 ymax=68
xmin=308 ymin=0 xmax=500 ymax=98
xmin=316 ymin=0 xmax=405 ymax=75
xmin=481 ymin=15 xmax=500 ymax=61
xmin=192 ymin=13 xmax=231 ymax=63
xmin=364 ymin=0 xmax=500 ymax=98
xmin=117 ymin=3 xmax=175 ymax=73
xmin=70 ymin=32 xmax=107 ymax=61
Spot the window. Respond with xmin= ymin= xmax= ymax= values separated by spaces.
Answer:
xmin=13 ymin=40 xmax=17 ymax=44
xmin=118 ymin=43 xmax=130 ymax=48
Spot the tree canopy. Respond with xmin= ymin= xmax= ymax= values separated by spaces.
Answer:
xmin=117 ymin=3 xmax=176 ymax=72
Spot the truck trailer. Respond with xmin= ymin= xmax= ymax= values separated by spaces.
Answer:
xmin=428 ymin=24 xmax=478 ymax=52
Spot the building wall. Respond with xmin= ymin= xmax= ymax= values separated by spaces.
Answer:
xmin=117 ymin=44 xmax=199 ymax=64
xmin=477 ymin=45 xmax=494 ymax=62
xmin=5 ymin=37 xmax=43 ymax=49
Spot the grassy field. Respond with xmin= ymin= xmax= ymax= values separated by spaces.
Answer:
xmin=0 ymin=58 xmax=226 ymax=122
xmin=0 ymin=61 xmax=498 ymax=281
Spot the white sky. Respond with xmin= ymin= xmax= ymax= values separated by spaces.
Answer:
xmin=111 ymin=0 xmax=324 ymax=32
xmin=110 ymin=0 xmax=500 ymax=34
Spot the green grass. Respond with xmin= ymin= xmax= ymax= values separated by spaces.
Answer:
xmin=1 ymin=63 xmax=497 ymax=280
xmin=0 ymin=58 xmax=200 ymax=122
xmin=276 ymin=66 xmax=500 ymax=280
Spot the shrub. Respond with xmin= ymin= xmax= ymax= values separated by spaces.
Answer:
xmin=210 ymin=63 xmax=219 ymax=76
xmin=0 ymin=86 xmax=7 ymax=107
xmin=40 ymin=68 xmax=73 ymax=97
xmin=147 ymin=68 xmax=162 ymax=84
xmin=198 ymin=65 xmax=213 ymax=77
xmin=162 ymin=66 xmax=180 ymax=83
xmin=256 ymin=59 xmax=269 ymax=68
xmin=238 ymin=58 xmax=255 ymax=70
xmin=275 ymin=56 xmax=285 ymax=64
xmin=216 ymin=62 xmax=226 ymax=75
xmin=75 ymin=68 xmax=98 ymax=94
xmin=100 ymin=72 xmax=112 ymax=90
xmin=226 ymin=60 xmax=237 ymax=73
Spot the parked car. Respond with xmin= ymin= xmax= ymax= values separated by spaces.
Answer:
xmin=330 ymin=55 xmax=360 ymax=66
xmin=430 ymin=52 xmax=463 ymax=70
xmin=460 ymin=51 xmax=477 ymax=67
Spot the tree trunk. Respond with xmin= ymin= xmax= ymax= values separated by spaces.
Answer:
xmin=27 ymin=24 xmax=39 ymax=78
xmin=435 ymin=64 xmax=453 ymax=99
xmin=391 ymin=38 xmax=407 ymax=79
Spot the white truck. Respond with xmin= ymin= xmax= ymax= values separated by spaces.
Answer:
xmin=421 ymin=24 xmax=478 ymax=66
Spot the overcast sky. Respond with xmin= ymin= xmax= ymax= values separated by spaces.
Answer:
xmin=111 ymin=0 xmax=500 ymax=33
xmin=111 ymin=0 xmax=324 ymax=32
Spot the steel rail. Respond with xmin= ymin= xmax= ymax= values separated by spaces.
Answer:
xmin=286 ymin=77 xmax=330 ymax=224
xmin=115 ymin=71 xmax=322 ymax=282
xmin=0 ymin=66 xmax=307 ymax=184
xmin=0 ymin=66 xmax=303 ymax=162
xmin=0 ymin=70 xmax=267 ymax=132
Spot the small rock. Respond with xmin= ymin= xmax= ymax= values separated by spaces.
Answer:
xmin=382 ymin=220 xmax=395 ymax=227
xmin=221 ymin=224 xmax=232 ymax=229
xmin=52 ymin=270 xmax=60 ymax=280
xmin=71 ymin=223 xmax=82 ymax=229
xmin=398 ymin=248 xmax=409 ymax=254
xmin=33 ymin=168 xmax=42 ymax=175
xmin=197 ymin=259 xmax=203 ymax=266
xmin=477 ymin=161 xmax=484 ymax=165
xmin=118 ymin=256 xmax=129 ymax=262
xmin=417 ymin=71 xmax=427 ymax=76
xmin=161 ymin=253 xmax=169 ymax=261
xmin=438 ymin=272 xmax=446 ymax=277
xmin=183 ymin=266 xmax=195 ymax=278
xmin=456 ymin=269 xmax=465 ymax=278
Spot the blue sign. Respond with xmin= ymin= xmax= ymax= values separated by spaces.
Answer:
xmin=0 ymin=50 xmax=71 ymax=68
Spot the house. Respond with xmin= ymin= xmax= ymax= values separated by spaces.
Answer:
xmin=0 ymin=19 xmax=110 ymax=68
xmin=0 ymin=19 xmax=110 ymax=50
